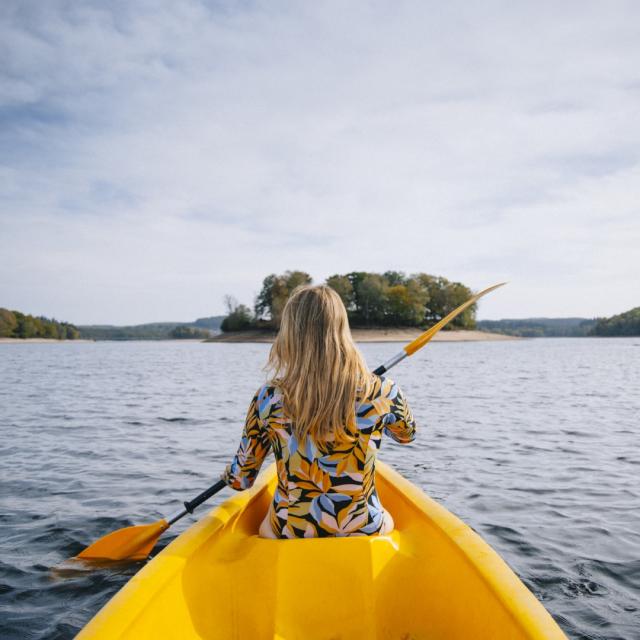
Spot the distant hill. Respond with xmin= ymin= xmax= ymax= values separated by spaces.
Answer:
xmin=78 ymin=316 xmax=224 ymax=340
xmin=477 ymin=317 xmax=597 ymax=337
xmin=191 ymin=316 xmax=225 ymax=330
xmin=591 ymin=307 xmax=640 ymax=336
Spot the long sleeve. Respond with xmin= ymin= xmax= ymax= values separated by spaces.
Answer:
xmin=222 ymin=390 xmax=272 ymax=490
xmin=382 ymin=380 xmax=417 ymax=444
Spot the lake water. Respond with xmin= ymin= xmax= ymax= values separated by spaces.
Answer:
xmin=0 ymin=338 xmax=639 ymax=639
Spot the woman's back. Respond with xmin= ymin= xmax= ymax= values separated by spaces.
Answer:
xmin=223 ymin=374 xmax=416 ymax=538
xmin=221 ymin=284 xmax=417 ymax=538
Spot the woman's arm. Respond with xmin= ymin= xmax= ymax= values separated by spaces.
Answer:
xmin=222 ymin=389 xmax=272 ymax=490
xmin=383 ymin=380 xmax=417 ymax=444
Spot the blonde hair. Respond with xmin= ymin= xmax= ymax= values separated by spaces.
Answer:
xmin=267 ymin=285 xmax=373 ymax=444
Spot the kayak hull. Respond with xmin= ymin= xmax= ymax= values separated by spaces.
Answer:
xmin=77 ymin=462 xmax=567 ymax=639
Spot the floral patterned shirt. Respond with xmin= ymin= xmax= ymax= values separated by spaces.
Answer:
xmin=222 ymin=376 xmax=416 ymax=538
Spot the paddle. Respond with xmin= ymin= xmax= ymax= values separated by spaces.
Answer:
xmin=76 ymin=281 xmax=505 ymax=561
xmin=76 ymin=480 xmax=226 ymax=561
xmin=372 ymin=281 xmax=507 ymax=375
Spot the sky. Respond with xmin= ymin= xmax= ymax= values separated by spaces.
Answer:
xmin=1 ymin=1 xmax=639 ymax=325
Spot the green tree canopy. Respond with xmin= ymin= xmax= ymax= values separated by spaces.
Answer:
xmin=222 ymin=269 xmax=478 ymax=332
xmin=254 ymin=270 xmax=312 ymax=328
xmin=169 ymin=326 xmax=211 ymax=339
xmin=0 ymin=308 xmax=80 ymax=339
xmin=415 ymin=274 xmax=476 ymax=329
xmin=355 ymin=273 xmax=388 ymax=326
xmin=221 ymin=304 xmax=254 ymax=332
xmin=0 ymin=308 xmax=18 ymax=337
xmin=325 ymin=275 xmax=354 ymax=311
xmin=591 ymin=307 xmax=640 ymax=336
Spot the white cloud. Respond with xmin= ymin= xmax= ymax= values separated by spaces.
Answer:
xmin=1 ymin=1 xmax=639 ymax=323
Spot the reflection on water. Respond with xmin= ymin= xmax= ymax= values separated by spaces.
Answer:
xmin=0 ymin=339 xmax=638 ymax=639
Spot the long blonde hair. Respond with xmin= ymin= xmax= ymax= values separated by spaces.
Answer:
xmin=267 ymin=285 xmax=373 ymax=444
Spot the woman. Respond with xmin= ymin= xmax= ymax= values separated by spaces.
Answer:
xmin=222 ymin=284 xmax=416 ymax=538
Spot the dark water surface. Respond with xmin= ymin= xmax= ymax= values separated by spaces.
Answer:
xmin=1 ymin=339 xmax=639 ymax=639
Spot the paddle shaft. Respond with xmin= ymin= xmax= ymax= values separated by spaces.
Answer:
xmin=165 ymin=479 xmax=226 ymax=525
xmin=372 ymin=351 xmax=407 ymax=376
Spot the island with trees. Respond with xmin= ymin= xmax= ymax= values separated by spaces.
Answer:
xmin=218 ymin=270 xmax=480 ymax=339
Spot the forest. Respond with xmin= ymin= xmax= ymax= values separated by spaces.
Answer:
xmin=221 ymin=270 xmax=477 ymax=331
xmin=0 ymin=308 xmax=80 ymax=339
xmin=476 ymin=317 xmax=597 ymax=337
xmin=590 ymin=307 xmax=640 ymax=336
xmin=77 ymin=317 xmax=223 ymax=340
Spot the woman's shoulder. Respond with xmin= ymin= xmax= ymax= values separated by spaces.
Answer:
xmin=253 ymin=382 xmax=284 ymax=418
xmin=365 ymin=374 xmax=399 ymax=400
xmin=254 ymin=381 xmax=282 ymax=401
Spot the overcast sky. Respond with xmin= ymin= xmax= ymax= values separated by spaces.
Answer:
xmin=1 ymin=1 xmax=639 ymax=325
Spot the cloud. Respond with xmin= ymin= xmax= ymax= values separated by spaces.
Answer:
xmin=1 ymin=1 xmax=639 ymax=323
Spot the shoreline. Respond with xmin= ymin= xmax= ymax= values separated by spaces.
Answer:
xmin=206 ymin=329 xmax=518 ymax=344
xmin=0 ymin=332 xmax=522 ymax=344
xmin=0 ymin=338 xmax=96 ymax=344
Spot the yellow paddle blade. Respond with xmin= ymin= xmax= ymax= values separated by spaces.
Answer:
xmin=404 ymin=282 xmax=507 ymax=356
xmin=76 ymin=519 xmax=169 ymax=561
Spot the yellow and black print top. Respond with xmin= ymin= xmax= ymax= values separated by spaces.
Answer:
xmin=222 ymin=376 xmax=416 ymax=538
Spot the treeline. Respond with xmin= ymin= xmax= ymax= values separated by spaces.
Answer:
xmin=477 ymin=317 xmax=597 ymax=338
xmin=0 ymin=308 xmax=80 ymax=339
xmin=169 ymin=326 xmax=211 ymax=339
xmin=591 ymin=307 xmax=640 ymax=336
xmin=222 ymin=270 xmax=477 ymax=331
xmin=478 ymin=309 xmax=640 ymax=337
xmin=78 ymin=316 xmax=224 ymax=340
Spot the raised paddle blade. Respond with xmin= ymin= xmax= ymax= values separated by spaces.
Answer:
xmin=404 ymin=282 xmax=507 ymax=356
xmin=76 ymin=519 xmax=169 ymax=561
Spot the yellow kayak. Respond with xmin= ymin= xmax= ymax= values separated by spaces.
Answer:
xmin=77 ymin=462 xmax=567 ymax=639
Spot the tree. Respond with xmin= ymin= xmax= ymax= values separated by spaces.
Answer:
xmin=253 ymin=270 xmax=312 ymax=328
xmin=65 ymin=325 xmax=80 ymax=339
xmin=254 ymin=274 xmax=276 ymax=322
xmin=0 ymin=309 xmax=17 ymax=337
xmin=43 ymin=321 xmax=58 ymax=339
xmin=444 ymin=282 xmax=476 ymax=329
xmin=326 ymin=275 xmax=354 ymax=311
xmin=224 ymin=295 xmax=239 ymax=315
xmin=411 ymin=273 xmax=477 ymax=329
xmin=356 ymin=274 xmax=388 ymax=326
xmin=414 ymin=274 xmax=448 ymax=324
xmin=383 ymin=270 xmax=407 ymax=287
xmin=221 ymin=292 xmax=255 ymax=332
xmin=221 ymin=304 xmax=254 ymax=332
xmin=386 ymin=278 xmax=428 ymax=325
xmin=15 ymin=312 xmax=37 ymax=338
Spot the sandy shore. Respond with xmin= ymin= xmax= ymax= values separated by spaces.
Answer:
xmin=206 ymin=329 xmax=517 ymax=343
xmin=0 ymin=338 xmax=95 ymax=344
